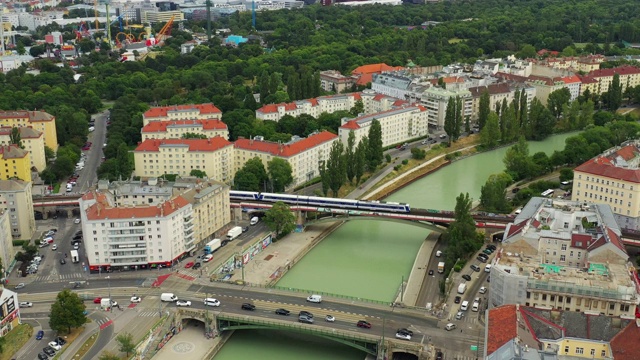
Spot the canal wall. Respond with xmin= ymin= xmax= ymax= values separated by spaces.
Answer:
xmin=395 ymin=234 xmax=438 ymax=307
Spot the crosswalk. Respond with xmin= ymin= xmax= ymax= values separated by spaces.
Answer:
xmin=137 ymin=310 xmax=163 ymax=317
xmin=31 ymin=273 xmax=86 ymax=282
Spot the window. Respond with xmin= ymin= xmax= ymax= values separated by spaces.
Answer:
xmin=560 ymin=255 xmax=566 ymax=261
xmin=621 ymin=304 xmax=630 ymax=312
xmin=610 ymin=303 xmax=615 ymax=310
xmin=566 ymin=297 xmax=571 ymax=304
xmin=542 ymin=294 xmax=547 ymax=301
xmin=564 ymin=346 xmax=570 ymax=354
xmin=601 ymin=350 xmax=606 ymax=357
xmin=590 ymin=349 xmax=595 ymax=356
xmin=576 ymin=347 xmax=584 ymax=355
xmin=561 ymin=244 xmax=567 ymax=251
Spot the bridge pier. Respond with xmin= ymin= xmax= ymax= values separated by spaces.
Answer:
xmin=42 ymin=207 xmax=50 ymax=220
xmin=66 ymin=208 xmax=74 ymax=218
xmin=296 ymin=210 xmax=305 ymax=226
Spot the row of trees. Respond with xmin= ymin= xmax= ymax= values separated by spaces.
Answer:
xmin=233 ymin=157 xmax=293 ymax=192
xmin=443 ymin=96 xmax=469 ymax=144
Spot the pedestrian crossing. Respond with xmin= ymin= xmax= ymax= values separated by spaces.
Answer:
xmin=137 ymin=310 xmax=163 ymax=317
xmin=31 ymin=273 xmax=85 ymax=282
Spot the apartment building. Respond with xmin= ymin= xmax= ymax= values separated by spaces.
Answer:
xmin=0 ymin=145 xmax=31 ymax=182
xmin=234 ymin=131 xmax=338 ymax=188
xmin=133 ymin=137 xmax=233 ymax=182
xmin=490 ymin=197 xmax=636 ymax=319
xmin=141 ymin=119 xmax=229 ymax=141
xmin=319 ymin=70 xmax=357 ymax=93
xmin=79 ymin=191 xmax=194 ymax=272
xmin=0 ymin=180 xmax=35 ymax=241
xmin=468 ymin=82 xmax=536 ymax=121
xmin=0 ymin=205 xmax=14 ymax=278
xmin=486 ymin=304 xmax=631 ymax=360
xmin=142 ymin=104 xmax=222 ymax=126
xmin=0 ymin=111 xmax=58 ymax=151
xmin=535 ymin=54 xmax=605 ymax=73
xmin=101 ymin=177 xmax=231 ymax=249
xmin=578 ymin=66 xmax=640 ymax=96
xmin=0 ymin=288 xmax=20 ymax=337
xmin=351 ymin=63 xmax=404 ymax=86
xmin=338 ymin=105 xmax=428 ymax=148
xmin=572 ymin=142 xmax=640 ymax=229
xmin=421 ymin=87 xmax=472 ymax=129
xmin=0 ymin=127 xmax=46 ymax=171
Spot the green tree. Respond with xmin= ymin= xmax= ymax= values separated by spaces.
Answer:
xmin=528 ymin=98 xmax=555 ymax=140
xmin=578 ymin=100 xmax=594 ymax=129
xmin=267 ymin=158 xmax=293 ymax=192
xmin=233 ymin=169 xmax=259 ymax=191
xmin=189 ymin=169 xmax=207 ymax=178
xmin=181 ymin=132 xmax=207 ymax=139
xmin=327 ymin=141 xmax=346 ymax=196
xmin=560 ymin=168 xmax=574 ymax=182
xmin=9 ymin=127 xmax=22 ymax=148
xmin=606 ymin=73 xmax=622 ymax=111
xmin=259 ymin=71 xmax=270 ymax=104
xmin=49 ymin=289 xmax=87 ymax=334
xmin=264 ymin=201 xmax=296 ymax=238
xmin=345 ymin=131 xmax=356 ymax=183
xmin=349 ymin=100 xmax=364 ymax=117
xmin=319 ymin=160 xmax=330 ymax=196
xmin=367 ymin=119 xmax=383 ymax=170
xmin=480 ymin=112 xmax=500 ymax=148
xmin=480 ymin=173 xmax=512 ymax=213
xmin=518 ymin=44 xmax=537 ymax=59
xmin=411 ymin=147 xmax=426 ymax=160
xmin=547 ymin=88 xmax=571 ymax=119
xmin=478 ymin=90 xmax=490 ymax=130
xmin=354 ymin=138 xmax=367 ymax=184
xmin=503 ymin=102 xmax=518 ymax=142
xmin=269 ymin=72 xmax=280 ymax=96
xmin=503 ymin=136 xmax=532 ymax=180
xmin=444 ymin=97 xmax=456 ymax=144
xmin=116 ymin=332 xmax=136 ymax=357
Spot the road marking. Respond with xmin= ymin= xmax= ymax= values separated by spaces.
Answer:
xmin=99 ymin=319 xmax=113 ymax=330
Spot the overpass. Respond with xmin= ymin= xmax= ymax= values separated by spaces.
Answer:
xmin=32 ymin=195 xmax=81 ymax=208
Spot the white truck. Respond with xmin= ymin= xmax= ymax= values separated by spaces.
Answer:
xmin=226 ymin=226 xmax=242 ymax=241
xmin=204 ymin=238 xmax=221 ymax=254
xmin=437 ymin=262 xmax=445 ymax=273
xmin=70 ymin=250 xmax=79 ymax=263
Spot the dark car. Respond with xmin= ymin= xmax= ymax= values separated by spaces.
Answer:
xmin=487 ymin=244 xmax=497 ymax=251
xmin=60 ymin=258 xmax=66 ymax=265
xmin=436 ymin=351 xmax=444 ymax=360
xmin=36 ymin=330 xmax=44 ymax=340
xmin=193 ymin=262 xmax=202 ymax=270
xmin=462 ymin=274 xmax=472 ymax=281
xmin=477 ymin=256 xmax=487 ymax=263
xmin=37 ymin=353 xmax=48 ymax=360
xmin=357 ymin=320 xmax=372 ymax=329
xmin=242 ymin=226 xmax=249 ymax=233
xmin=241 ymin=303 xmax=256 ymax=311
xmin=275 ymin=308 xmax=290 ymax=316
xmin=428 ymin=269 xmax=434 ymax=275
xmin=483 ymin=249 xmax=493 ymax=255
xmin=397 ymin=328 xmax=413 ymax=336
xmin=454 ymin=296 xmax=461 ymax=304
xmin=55 ymin=337 xmax=67 ymax=345
xmin=43 ymin=347 xmax=56 ymax=356
xmin=73 ymin=235 xmax=82 ymax=240
xmin=478 ymin=253 xmax=489 ymax=260
xmin=470 ymin=265 xmax=480 ymax=272
xmin=299 ymin=311 xmax=313 ymax=319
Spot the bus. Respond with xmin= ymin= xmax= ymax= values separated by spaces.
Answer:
xmin=541 ymin=189 xmax=554 ymax=197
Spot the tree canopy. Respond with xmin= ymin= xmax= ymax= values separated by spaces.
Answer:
xmin=49 ymin=289 xmax=87 ymax=334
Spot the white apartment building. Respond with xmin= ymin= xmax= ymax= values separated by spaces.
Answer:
xmin=142 ymin=104 xmax=222 ymax=126
xmin=234 ymin=131 xmax=338 ymax=188
xmin=141 ymin=119 xmax=229 ymax=141
xmin=0 ymin=180 xmax=35 ymax=241
xmin=491 ymin=197 xmax=636 ymax=318
xmin=79 ymin=190 xmax=194 ymax=272
xmin=371 ymin=73 xmax=414 ymax=100
xmin=572 ymin=142 xmax=640 ymax=229
xmin=421 ymin=87 xmax=472 ymax=130
xmin=338 ymin=105 xmax=428 ymax=148
xmin=133 ymin=137 xmax=233 ymax=183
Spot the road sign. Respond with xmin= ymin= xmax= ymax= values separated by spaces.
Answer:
xmin=471 ymin=345 xmax=478 ymax=351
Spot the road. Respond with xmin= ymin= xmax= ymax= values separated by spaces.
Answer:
xmin=79 ymin=109 xmax=108 ymax=193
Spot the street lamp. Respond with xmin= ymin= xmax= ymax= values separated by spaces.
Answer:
xmin=106 ymin=276 xmax=111 ymax=311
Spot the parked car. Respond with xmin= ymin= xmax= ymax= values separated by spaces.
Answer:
xmin=37 ymin=352 xmax=48 ymax=360
xmin=93 ymin=297 xmax=102 ymax=304
xmin=54 ymin=337 xmax=66 ymax=346
xmin=43 ymin=346 xmax=56 ymax=356
xmin=487 ymin=244 xmax=497 ymax=251
xmin=470 ymin=265 xmax=480 ymax=272
xmin=47 ymin=342 xmax=62 ymax=351
xmin=74 ymin=218 xmax=80 ymax=224
xmin=428 ymin=269 xmax=434 ymax=275
xmin=356 ymin=320 xmax=372 ymax=329
xmin=454 ymin=296 xmax=461 ymax=304
xmin=462 ymin=274 xmax=472 ymax=281
xmin=275 ymin=308 xmax=290 ymax=316
xmin=479 ymin=287 xmax=487 ymax=294
xmin=477 ymin=256 xmax=487 ymax=263
xmin=193 ymin=262 xmax=202 ymax=270
xmin=242 ymin=226 xmax=249 ymax=233
xmin=52 ymin=244 xmax=57 ymax=251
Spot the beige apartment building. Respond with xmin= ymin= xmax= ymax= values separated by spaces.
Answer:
xmin=0 ymin=180 xmax=35 ymax=241
xmin=578 ymin=66 xmax=640 ymax=96
xmin=0 ymin=111 xmax=58 ymax=151
xmin=141 ymin=119 xmax=229 ymax=141
xmin=492 ymin=197 xmax=636 ymax=318
xmin=0 ymin=127 xmax=46 ymax=171
xmin=142 ymin=104 xmax=222 ymax=126
xmin=234 ymin=131 xmax=339 ymax=188
xmin=572 ymin=142 xmax=640 ymax=229
xmin=468 ymin=83 xmax=536 ymax=121
xmin=319 ymin=70 xmax=357 ymax=93
xmin=133 ymin=137 xmax=233 ymax=183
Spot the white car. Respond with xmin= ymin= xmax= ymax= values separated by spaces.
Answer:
xmin=203 ymin=254 xmax=213 ymax=262
xmin=19 ymin=301 xmax=33 ymax=307
xmin=395 ymin=332 xmax=411 ymax=341
xmin=130 ymin=296 xmax=142 ymax=303
xmin=325 ymin=315 xmax=335 ymax=322
xmin=52 ymin=244 xmax=57 ymax=251
xmin=479 ymin=286 xmax=487 ymax=294
xmin=74 ymin=218 xmax=81 ymax=224
xmin=176 ymin=300 xmax=191 ymax=307
xmin=47 ymin=342 xmax=62 ymax=351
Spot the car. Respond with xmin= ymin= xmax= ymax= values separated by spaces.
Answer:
xmin=275 ymin=308 xmax=290 ymax=316
xmin=45 ymin=230 xmax=55 ymax=237
xmin=60 ymin=258 xmax=66 ymax=265
xmin=484 ymin=248 xmax=494 ymax=254
xmin=241 ymin=303 xmax=256 ymax=311
xmin=242 ymin=226 xmax=249 ymax=233
xmin=75 ymin=231 xmax=83 ymax=236
xmin=204 ymin=298 xmax=220 ymax=307
xmin=176 ymin=300 xmax=192 ymax=307
xmin=325 ymin=315 xmax=335 ymax=322
xmin=487 ymin=244 xmax=497 ymax=251
xmin=454 ymin=296 xmax=461 ymax=304
xmin=54 ymin=337 xmax=66 ymax=346
xmin=88 ymin=126 xmax=95 ymax=132
xmin=445 ymin=323 xmax=457 ymax=331
xmin=14 ymin=283 xmax=25 ymax=290
xmin=487 ymin=276 xmax=491 ymax=282
xmin=19 ymin=301 xmax=33 ymax=307
xmin=478 ymin=253 xmax=489 ymax=260
xmin=43 ymin=347 xmax=56 ymax=356
xmin=356 ymin=320 xmax=372 ymax=329
xmin=47 ymin=342 xmax=62 ymax=350
xmin=470 ymin=265 xmax=480 ymax=272
xmin=73 ymin=244 xmax=80 ymax=250
xmin=184 ymin=262 xmax=195 ymax=269
xmin=36 ymin=330 xmax=44 ymax=340
xmin=130 ymin=296 xmax=142 ymax=303
xmin=428 ymin=269 xmax=434 ymax=276
xmin=395 ymin=332 xmax=411 ymax=340
xmin=74 ymin=218 xmax=80 ymax=224
xmin=298 ymin=315 xmax=314 ymax=324
xmin=193 ymin=262 xmax=202 ymax=270
xmin=93 ymin=297 xmax=102 ymax=304
xmin=39 ymin=243 xmax=49 ymax=248
xmin=456 ymin=311 xmax=464 ymax=320
xmin=462 ymin=274 xmax=472 ymax=281
xmin=477 ymin=256 xmax=487 ymax=263
xmin=52 ymin=244 xmax=57 ymax=251
xmin=436 ymin=351 xmax=444 ymax=360
xmin=37 ymin=352 xmax=49 ymax=360
xmin=397 ymin=328 xmax=413 ymax=336
xmin=479 ymin=286 xmax=487 ymax=294
xmin=299 ymin=311 xmax=313 ymax=319
xmin=439 ymin=134 xmax=447 ymax=139
xmin=203 ymin=254 xmax=213 ymax=262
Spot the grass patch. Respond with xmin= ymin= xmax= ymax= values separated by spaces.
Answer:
xmin=1 ymin=324 xmax=32 ymax=360
xmin=59 ymin=326 xmax=94 ymax=360
xmin=448 ymin=37 xmax=465 ymax=44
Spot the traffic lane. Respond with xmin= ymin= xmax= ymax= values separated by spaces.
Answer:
xmin=20 ymin=277 xmax=146 ymax=294
xmin=78 ymin=112 xmax=105 ymax=192
xmin=19 ymin=320 xmax=54 ymax=360
xmin=81 ymin=322 xmax=112 ymax=360
xmin=57 ymin=218 xmax=80 ymax=276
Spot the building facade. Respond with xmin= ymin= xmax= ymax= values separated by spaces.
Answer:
xmin=79 ymin=191 xmax=194 ymax=272
xmin=141 ymin=119 xmax=229 ymax=141
xmin=0 ymin=111 xmax=58 ymax=151
xmin=0 ymin=288 xmax=20 ymax=337
xmin=234 ymin=131 xmax=338 ymax=188
xmin=0 ymin=145 xmax=31 ymax=182
xmin=319 ymin=70 xmax=357 ymax=93
xmin=421 ymin=87 xmax=472 ymax=129
xmin=0 ymin=127 xmax=46 ymax=171
xmin=0 ymin=180 xmax=35 ymax=241
xmin=133 ymin=138 xmax=233 ymax=183
xmin=0 ymin=207 xmax=14 ymax=279
xmin=572 ymin=142 xmax=640 ymax=229
xmin=142 ymin=104 xmax=222 ymax=126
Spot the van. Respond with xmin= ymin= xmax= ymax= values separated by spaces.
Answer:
xmin=485 ymin=264 xmax=492 ymax=273
xmin=457 ymin=283 xmax=467 ymax=294
xmin=445 ymin=323 xmax=456 ymax=331
xmin=250 ymin=217 xmax=259 ymax=225
xmin=306 ymin=295 xmax=322 ymax=303
xmin=160 ymin=293 xmax=178 ymax=302
xmin=472 ymin=302 xmax=479 ymax=312
xmin=460 ymin=301 xmax=469 ymax=311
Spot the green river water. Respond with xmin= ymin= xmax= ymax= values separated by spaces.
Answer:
xmin=213 ymin=132 xmax=578 ymax=359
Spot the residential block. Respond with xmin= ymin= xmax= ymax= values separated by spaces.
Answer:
xmin=0 ymin=111 xmax=58 ymax=152
xmin=142 ymin=104 xmax=222 ymax=126
xmin=0 ymin=145 xmax=31 ymax=182
xmin=0 ymin=180 xmax=35 ymax=241
xmin=0 ymin=127 xmax=46 ymax=171
xmin=141 ymin=119 xmax=229 ymax=141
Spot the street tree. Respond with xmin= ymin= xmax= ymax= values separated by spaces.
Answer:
xmin=367 ymin=119 xmax=383 ymax=169
xmin=478 ymin=90 xmax=490 ymax=130
xmin=116 ymin=332 xmax=136 ymax=357
xmin=345 ymin=131 xmax=356 ymax=183
xmin=49 ymin=289 xmax=87 ymax=334
xmin=547 ymin=88 xmax=571 ymax=119
xmin=354 ymin=139 xmax=367 ymax=184
xmin=327 ymin=141 xmax=346 ymax=196
xmin=503 ymin=136 xmax=533 ymax=180
xmin=264 ymin=201 xmax=296 ymax=239
xmin=319 ymin=160 xmax=330 ymax=196
xmin=267 ymin=158 xmax=293 ymax=192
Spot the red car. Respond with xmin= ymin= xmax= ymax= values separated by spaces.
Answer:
xmin=93 ymin=297 xmax=102 ymax=304
xmin=356 ymin=320 xmax=372 ymax=329
xmin=184 ymin=262 xmax=195 ymax=269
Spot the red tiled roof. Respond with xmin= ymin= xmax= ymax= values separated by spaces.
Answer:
xmin=495 ymin=72 xmax=528 ymax=83
xmin=616 ymin=145 xmax=638 ymax=161
xmin=574 ymin=146 xmax=640 ymax=183
xmin=505 ymin=220 xmax=527 ymax=239
xmin=133 ymin=137 xmax=232 ymax=152
xmin=86 ymin=196 xmax=190 ymax=220
xmin=356 ymin=73 xmax=374 ymax=86
xmin=256 ymin=93 xmax=362 ymax=114
xmin=143 ymin=104 xmax=222 ymax=118
xmin=234 ymin=131 xmax=337 ymax=157
xmin=340 ymin=121 xmax=360 ymax=130
xmin=577 ymin=75 xmax=598 ymax=84
xmin=610 ymin=321 xmax=640 ymax=360
xmin=141 ymin=119 xmax=227 ymax=133
xmin=605 ymin=227 xmax=626 ymax=252
xmin=587 ymin=65 xmax=640 ymax=79
xmin=351 ymin=63 xmax=403 ymax=75
xmin=487 ymin=305 xmax=518 ymax=355
xmin=561 ymin=75 xmax=581 ymax=84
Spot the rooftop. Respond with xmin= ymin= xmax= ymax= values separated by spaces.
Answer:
xmin=487 ymin=304 xmax=518 ymax=355
xmin=339 ymin=105 xmax=426 ymax=130
xmin=574 ymin=143 xmax=640 ymax=183
xmin=610 ymin=320 xmax=640 ymax=360
xmin=0 ymin=179 xmax=30 ymax=192
xmin=0 ymin=110 xmax=54 ymax=122
xmin=133 ymin=137 xmax=232 ymax=152
xmin=234 ymin=131 xmax=337 ymax=157
xmin=84 ymin=192 xmax=190 ymax=221
xmin=0 ymin=145 xmax=28 ymax=159
xmin=141 ymin=119 xmax=228 ymax=133
xmin=256 ymin=93 xmax=362 ymax=114
xmin=0 ymin=126 xmax=43 ymax=139
xmin=143 ymin=103 xmax=222 ymax=119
